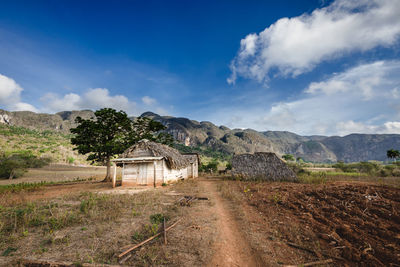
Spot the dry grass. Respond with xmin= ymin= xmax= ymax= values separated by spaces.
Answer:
xmin=0 ymin=178 xmax=216 ymax=266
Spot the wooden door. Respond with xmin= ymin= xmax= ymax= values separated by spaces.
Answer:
xmin=138 ymin=164 xmax=148 ymax=185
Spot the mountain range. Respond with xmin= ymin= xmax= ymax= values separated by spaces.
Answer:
xmin=1 ymin=109 xmax=399 ymax=163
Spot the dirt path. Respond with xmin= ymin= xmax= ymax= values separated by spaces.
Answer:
xmin=201 ymin=179 xmax=262 ymax=267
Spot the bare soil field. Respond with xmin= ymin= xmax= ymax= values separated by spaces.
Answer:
xmin=220 ymin=180 xmax=400 ymax=266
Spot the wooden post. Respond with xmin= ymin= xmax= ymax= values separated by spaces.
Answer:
xmin=162 ymin=160 xmax=165 ymax=184
xmin=112 ymin=162 xmax=117 ymax=188
xmin=122 ymin=163 xmax=125 ymax=187
xmin=153 ymin=161 xmax=157 ymax=188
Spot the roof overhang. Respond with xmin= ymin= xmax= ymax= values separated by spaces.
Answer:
xmin=112 ymin=156 xmax=164 ymax=164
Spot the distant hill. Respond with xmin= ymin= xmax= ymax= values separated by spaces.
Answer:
xmin=1 ymin=109 xmax=399 ymax=162
xmin=0 ymin=109 xmax=95 ymax=133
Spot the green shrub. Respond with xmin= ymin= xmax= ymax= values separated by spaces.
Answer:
xmin=150 ymin=213 xmax=169 ymax=224
xmin=199 ymin=160 xmax=218 ymax=173
xmin=299 ymin=172 xmax=327 ymax=184
xmin=0 ymin=151 xmax=51 ymax=179
xmin=333 ymin=161 xmax=381 ymax=175
xmin=67 ymin=156 xmax=75 ymax=164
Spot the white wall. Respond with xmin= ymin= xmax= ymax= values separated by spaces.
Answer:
xmin=122 ymin=159 xmax=189 ymax=186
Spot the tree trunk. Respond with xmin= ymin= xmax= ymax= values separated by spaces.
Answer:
xmin=9 ymin=170 xmax=14 ymax=180
xmin=103 ymin=158 xmax=112 ymax=182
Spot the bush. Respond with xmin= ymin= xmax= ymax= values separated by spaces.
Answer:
xmin=0 ymin=151 xmax=51 ymax=179
xmin=199 ymin=160 xmax=218 ymax=173
xmin=67 ymin=157 xmax=75 ymax=164
xmin=287 ymin=162 xmax=310 ymax=176
xmin=333 ymin=161 xmax=380 ymax=175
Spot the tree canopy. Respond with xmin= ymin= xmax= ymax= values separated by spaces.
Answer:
xmin=70 ymin=108 xmax=173 ymax=181
xmin=0 ymin=151 xmax=51 ymax=180
xmin=387 ymin=149 xmax=400 ymax=161
xmin=282 ymin=154 xmax=295 ymax=161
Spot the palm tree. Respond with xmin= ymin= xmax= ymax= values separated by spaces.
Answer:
xmin=387 ymin=149 xmax=400 ymax=162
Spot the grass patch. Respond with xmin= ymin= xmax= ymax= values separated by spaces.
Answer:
xmin=0 ymin=178 xmax=95 ymax=194
xmin=325 ymin=171 xmax=368 ymax=177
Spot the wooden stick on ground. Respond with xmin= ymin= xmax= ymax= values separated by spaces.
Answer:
xmin=286 ymin=242 xmax=344 ymax=261
xmin=118 ymin=218 xmax=182 ymax=259
xmin=283 ymin=258 xmax=333 ymax=267
xmin=163 ymin=217 xmax=167 ymax=245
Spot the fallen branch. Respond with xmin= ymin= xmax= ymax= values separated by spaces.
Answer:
xmin=283 ymin=258 xmax=334 ymax=267
xmin=118 ymin=218 xmax=182 ymax=259
xmin=286 ymin=242 xmax=344 ymax=261
xmin=178 ymin=196 xmax=209 ymax=206
xmin=286 ymin=242 xmax=320 ymax=256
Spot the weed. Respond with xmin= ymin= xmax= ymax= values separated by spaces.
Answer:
xmin=270 ymin=192 xmax=282 ymax=204
xmin=299 ymin=172 xmax=327 ymax=184
xmin=2 ymin=247 xmax=17 ymax=256
xmin=150 ymin=213 xmax=169 ymax=224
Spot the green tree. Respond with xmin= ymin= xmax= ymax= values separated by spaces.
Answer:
xmin=132 ymin=117 xmax=173 ymax=145
xmin=199 ymin=160 xmax=218 ymax=173
xmin=282 ymin=154 xmax=295 ymax=161
xmin=71 ymin=108 xmax=173 ymax=181
xmin=387 ymin=149 xmax=400 ymax=162
xmin=0 ymin=151 xmax=50 ymax=179
xmin=226 ymin=162 xmax=232 ymax=170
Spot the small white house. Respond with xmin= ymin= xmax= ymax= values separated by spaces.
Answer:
xmin=112 ymin=140 xmax=198 ymax=187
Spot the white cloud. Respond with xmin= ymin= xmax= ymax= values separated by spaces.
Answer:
xmin=12 ymin=102 xmax=38 ymax=112
xmin=41 ymin=88 xmax=138 ymax=114
xmin=142 ymin=96 xmax=156 ymax=106
xmin=41 ymin=93 xmax=81 ymax=111
xmin=305 ymin=61 xmax=389 ymax=99
xmin=218 ymin=60 xmax=400 ymax=135
xmin=0 ymin=74 xmax=23 ymax=105
xmin=228 ymin=0 xmax=400 ymax=84
xmin=336 ymin=121 xmax=400 ymax=135
xmin=0 ymin=74 xmax=38 ymax=112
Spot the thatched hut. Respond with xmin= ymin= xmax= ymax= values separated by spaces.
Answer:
xmin=112 ymin=140 xmax=197 ymax=187
xmin=232 ymin=152 xmax=297 ymax=182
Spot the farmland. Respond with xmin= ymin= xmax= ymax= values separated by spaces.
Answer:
xmin=0 ymin=168 xmax=399 ymax=266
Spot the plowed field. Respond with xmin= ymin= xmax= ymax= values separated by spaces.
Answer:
xmin=244 ymin=182 xmax=400 ymax=266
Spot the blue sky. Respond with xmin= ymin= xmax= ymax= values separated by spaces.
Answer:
xmin=1 ymin=0 xmax=400 ymax=136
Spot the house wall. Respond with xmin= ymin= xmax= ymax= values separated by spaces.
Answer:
xmin=162 ymin=160 xmax=188 ymax=182
xmin=121 ymin=159 xmax=189 ymax=186
xmin=186 ymin=161 xmax=198 ymax=178
xmin=182 ymin=154 xmax=199 ymax=178
xmin=193 ymin=161 xmax=198 ymax=177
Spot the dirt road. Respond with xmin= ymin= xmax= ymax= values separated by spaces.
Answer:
xmin=201 ymin=179 xmax=262 ymax=267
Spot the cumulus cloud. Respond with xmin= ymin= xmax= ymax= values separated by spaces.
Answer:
xmin=0 ymin=74 xmax=38 ymax=112
xmin=256 ymin=60 xmax=400 ymax=135
xmin=41 ymin=88 xmax=138 ymax=114
xmin=228 ymin=0 xmax=400 ymax=84
xmin=218 ymin=60 xmax=400 ymax=135
xmin=13 ymin=102 xmax=39 ymax=112
xmin=335 ymin=120 xmax=400 ymax=135
xmin=142 ymin=96 xmax=156 ymax=106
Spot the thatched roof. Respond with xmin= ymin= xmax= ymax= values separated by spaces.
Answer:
xmin=121 ymin=140 xmax=190 ymax=170
xmin=181 ymin=153 xmax=200 ymax=165
xmin=232 ymin=152 xmax=297 ymax=182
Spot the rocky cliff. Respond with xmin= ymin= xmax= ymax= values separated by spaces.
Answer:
xmin=1 ymin=109 xmax=399 ymax=162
